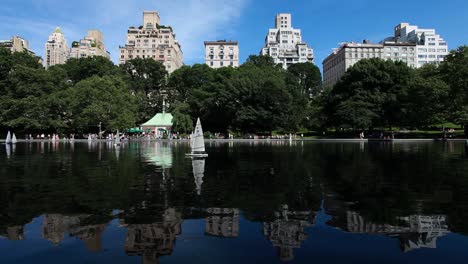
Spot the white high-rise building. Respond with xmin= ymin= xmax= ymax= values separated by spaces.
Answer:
xmin=44 ymin=27 xmax=68 ymax=68
xmin=204 ymin=40 xmax=239 ymax=68
xmin=261 ymin=13 xmax=314 ymax=69
xmin=69 ymin=30 xmax=110 ymax=60
xmin=391 ymin=23 xmax=448 ymax=67
xmin=119 ymin=11 xmax=183 ymax=74
xmin=323 ymin=23 xmax=449 ymax=87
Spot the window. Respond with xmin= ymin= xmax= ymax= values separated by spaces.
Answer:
xmin=210 ymin=61 xmax=213 ymax=66
xmin=220 ymin=61 xmax=224 ymax=66
xmin=230 ymin=62 xmax=233 ymax=66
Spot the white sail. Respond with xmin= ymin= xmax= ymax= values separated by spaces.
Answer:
xmin=192 ymin=158 xmax=205 ymax=195
xmin=191 ymin=118 xmax=205 ymax=153
xmin=5 ymin=131 xmax=11 ymax=144
xmin=12 ymin=133 xmax=17 ymax=144
xmin=88 ymin=134 xmax=92 ymax=141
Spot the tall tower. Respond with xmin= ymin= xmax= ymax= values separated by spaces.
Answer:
xmin=119 ymin=11 xmax=183 ymax=74
xmin=44 ymin=27 xmax=68 ymax=68
xmin=261 ymin=13 xmax=314 ymax=69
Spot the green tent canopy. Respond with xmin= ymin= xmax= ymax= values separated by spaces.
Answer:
xmin=141 ymin=113 xmax=173 ymax=127
xmin=127 ymin=127 xmax=143 ymax=133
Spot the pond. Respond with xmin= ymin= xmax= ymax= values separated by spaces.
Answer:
xmin=1 ymin=141 xmax=468 ymax=263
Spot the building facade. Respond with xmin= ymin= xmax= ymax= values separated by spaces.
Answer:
xmin=323 ymin=42 xmax=384 ymax=88
xmin=323 ymin=23 xmax=449 ymax=88
xmin=391 ymin=23 xmax=448 ymax=67
xmin=119 ymin=11 xmax=183 ymax=74
xmin=204 ymin=40 xmax=239 ymax=68
xmin=44 ymin=27 xmax=68 ymax=68
xmin=0 ymin=36 xmax=35 ymax=55
xmin=69 ymin=30 xmax=110 ymax=60
xmin=261 ymin=13 xmax=314 ymax=69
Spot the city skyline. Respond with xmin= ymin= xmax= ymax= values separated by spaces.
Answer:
xmin=1 ymin=0 xmax=467 ymax=70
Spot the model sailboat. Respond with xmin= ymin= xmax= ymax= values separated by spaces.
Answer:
xmin=187 ymin=118 xmax=208 ymax=157
xmin=5 ymin=131 xmax=12 ymax=144
xmin=12 ymin=133 xmax=17 ymax=144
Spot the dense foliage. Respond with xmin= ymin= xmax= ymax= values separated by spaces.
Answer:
xmin=1 ymin=46 xmax=468 ymax=136
xmin=324 ymin=47 xmax=468 ymax=134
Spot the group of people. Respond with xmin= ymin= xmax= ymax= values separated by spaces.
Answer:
xmin=25 ymin=133 xmax=75 ymax=141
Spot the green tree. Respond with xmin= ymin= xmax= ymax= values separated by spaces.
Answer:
xmin=286 ymin=62 xmax=322 ymax=97
xmin=326 ymin=58 xmax=413 ymax=130
xmin=439 ymin=46 xmax=468 ymax=134
xmin=120 ymin=58 xmax=168 ymax=124
xmin=171 ymin=102 xmax=193 ymax=134
xmin=59 ymin=56 xmax=119 ymax=84
xmin=67 ymin=76 xmax=137 ymax=132
xmin=401 ymin=64 xmax=449 ymax=128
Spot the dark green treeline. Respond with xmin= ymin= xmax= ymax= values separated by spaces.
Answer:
xmin=0 ymin=46 xmax=467 ymax=135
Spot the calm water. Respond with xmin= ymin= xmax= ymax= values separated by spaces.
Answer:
xmin=1 ymin=141 xmax=468 ymax=263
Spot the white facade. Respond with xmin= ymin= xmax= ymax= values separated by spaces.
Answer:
xmin=44 ymin=27 xmax=68 ymax=68
xmin=204 ymin=40 xmax=239 ymax=68
xmin=119 ymin=11 xmax=183 ymax=74
xmin=69 ymin=30 xmax=110 ymax=60
xmin=392 ymin=23 xmax=448 ymax=67
xmin=261 ymin=13 xmax=314 ymax=69
xmin=323 ymin=23 xmax=449 ymax=88
xmin=323 ymin=42 xmax=384 ymax=88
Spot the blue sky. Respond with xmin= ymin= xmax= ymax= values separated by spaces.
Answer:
xmin=1 ymin=0 xmax=467 ymax=70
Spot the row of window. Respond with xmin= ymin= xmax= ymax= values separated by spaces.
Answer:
xmin=418 ymin=48 xmax=447 ymax=52
xmin=209 ymin=61 xmax=235 ymax=67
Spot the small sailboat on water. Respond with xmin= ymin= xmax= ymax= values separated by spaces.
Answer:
xmin=5 ymin=131 xmax=12 ymax=144
xmin=186 ymin=118 xmax=208 ymax=157
xmin=12 ymin=133 xmax=17 ymax=144
xmin=88 ymin=134 xmax=92 ymax=141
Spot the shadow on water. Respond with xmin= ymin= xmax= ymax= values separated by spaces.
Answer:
xmin=1 ymin=141 xmax=468 ymax=263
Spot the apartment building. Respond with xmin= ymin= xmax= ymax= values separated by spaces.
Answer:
xmin=261 ymin=13 xmax=314 ymax=69
xmin=44 ymin=27 xmax=68 ymax=68
xmin=204 ymin=40 xmax=239 ymax=68
xmin=119 ymin=11 xmax=183 ymax=74
xmin=69 ymin=30 xmax=110 ymax=60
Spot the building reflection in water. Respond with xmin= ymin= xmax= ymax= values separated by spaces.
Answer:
xmin=123 ymin=208 xmax=182 ymax=264
xmin=326 ymin=194 xmax=451 ymax=253
xmin=0 ymin=226 xmax=24 ymax=240
xmin=263 ymin=204 xmax=314 ymax=262
xmin=41 ymin=214 xmax=106 ymax=251
xmin=205 ymin=208 xmax=239 ymax=238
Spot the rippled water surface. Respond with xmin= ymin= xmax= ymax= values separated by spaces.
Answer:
xmin=1 ymin=141 xmax=468 ymax=263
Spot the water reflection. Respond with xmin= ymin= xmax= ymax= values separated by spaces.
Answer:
xmin=192 ymin=158 xmax=205 ymax=195
xmin=1 ymin=141 xmax=468 ymax=263
xmin=205 ymin=208 xmax=239 ymax=238
xmin=263 ymin=205 xmax=314 ymax=262
xmin=124 ymin=208 xmax=182 ymax=264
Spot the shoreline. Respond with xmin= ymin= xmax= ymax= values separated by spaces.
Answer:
xmin=1 ymin=138 xmax=467 ymax=143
